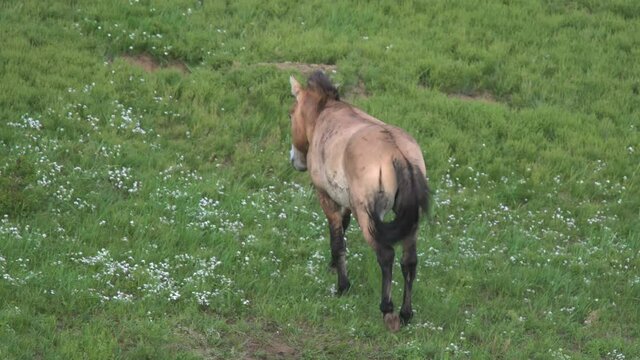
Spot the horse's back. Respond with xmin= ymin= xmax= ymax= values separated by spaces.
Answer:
xmin=325 ymin=104 xmax=424 ymax=170
xmin=312 ymin=103 xmax=426 ymax=210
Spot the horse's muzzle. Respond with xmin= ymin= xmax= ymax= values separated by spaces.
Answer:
xmin=290 ymin=145 xmax=308 ymax=171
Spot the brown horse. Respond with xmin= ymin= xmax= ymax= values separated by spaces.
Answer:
xmin=288 ymin=71 xmax=429 ymax=331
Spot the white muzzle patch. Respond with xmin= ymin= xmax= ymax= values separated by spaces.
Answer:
xmin=290 ymin=145 xmax=307 ymax=171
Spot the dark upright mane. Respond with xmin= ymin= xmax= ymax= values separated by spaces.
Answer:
xmin=307 ymin=70 xmax=340 ymax=102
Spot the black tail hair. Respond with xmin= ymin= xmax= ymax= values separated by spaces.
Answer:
xmin=368 ymin=159 xmax=429 ymax=246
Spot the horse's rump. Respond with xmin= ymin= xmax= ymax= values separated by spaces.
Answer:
xmin=366 ymin=157 xmax=429 ymax=246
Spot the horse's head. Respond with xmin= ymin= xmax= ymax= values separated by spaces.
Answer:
xmin=288 ymin=75 xmax=308 ymax=171
xmin=288 ymin=71 xmax=339 ymax=172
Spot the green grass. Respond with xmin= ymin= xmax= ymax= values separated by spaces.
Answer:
xmin=1 ymin=0 xmax=639 ymax=358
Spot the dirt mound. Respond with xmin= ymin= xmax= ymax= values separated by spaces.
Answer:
xmin=448 ymin=91 xmax=497 ymax=104
xmin=256 ymin=61 xmax=337 ymax=75
xmin=121 ymin=53 xmax=189 ymax=74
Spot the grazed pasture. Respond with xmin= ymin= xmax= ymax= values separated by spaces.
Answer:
xmin=1 ymin=1 xmax=639 ymax=358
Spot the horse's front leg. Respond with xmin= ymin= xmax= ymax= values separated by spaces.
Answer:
xmin=317 ymin=190 xmax=350 ymax=295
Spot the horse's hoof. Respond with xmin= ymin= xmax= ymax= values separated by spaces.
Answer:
xmin=336 ymin=280 xmax=351 ymax=296
xmin=400 ymin=309 xmax=413 ymax=325
xmin=384 ymin=313 xmax=401 ymax=332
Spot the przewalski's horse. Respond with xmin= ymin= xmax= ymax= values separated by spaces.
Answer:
xmin=288 ymin=71 xmax=429 ymax=331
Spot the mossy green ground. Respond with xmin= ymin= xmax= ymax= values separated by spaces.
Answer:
xmin=1 ymin=1 xmax=639 ymax=358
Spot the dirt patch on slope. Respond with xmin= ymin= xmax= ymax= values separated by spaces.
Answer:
xmin=257 ymin=62 xmax=370 ymax=100
xmin=448 ymin=92 xmax=497 ymax=104
xmin=255 ymin=61 xmax=337 ymax=75
xmin=341 ymin=78 xmax=368 ymax=100
xmin=121 ymin=53 xmax=190 ymax=74
xmin=175 ymin=321 xmax=298 ymax=360
xmin=245 ymin=337 xmax=298 ymax=359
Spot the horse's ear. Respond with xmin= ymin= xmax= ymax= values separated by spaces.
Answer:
xmin=290 ymin=75 xmax=302 ymax=99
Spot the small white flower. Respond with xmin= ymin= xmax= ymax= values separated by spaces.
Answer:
xmin=169 ymin=291 xmax=181 ymax=301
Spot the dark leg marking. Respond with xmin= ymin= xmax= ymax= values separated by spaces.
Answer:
xmin=376 ymin=244 xmax=395 ymax=315
xmin=341 ymin=209 xmax=351 ymax=233
xmin=400 ymin=239 xmax=417 ymax=324
xmin=317 ymin=191 xmax=350 ymax=295
xmin=329 ymin=223 xmax=350 ymax=294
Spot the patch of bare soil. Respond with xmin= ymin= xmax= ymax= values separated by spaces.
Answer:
xmin=175 ymin=326 xmax=216 ymax=359
xmin=343 ymin=78 xmax=368 ymax=100
xmin=243 ymin=321 xmax=298 ymax=360
xmin=121 ymin=53 xmax=189 ymax=74
xmin=255 ymin=61 xmax=337 ymax=75
xmin=448 ymin=91 xmax=497 ymax=104
xmin=258 ymin=62 xmax=369 ymax=100
xmin=175 ymin=322 xmax=298 ymax=360
xmin=584 ymin=310 xmax=600 ymax=327
xmin=245 ymin=337 xmax=298 ymax=360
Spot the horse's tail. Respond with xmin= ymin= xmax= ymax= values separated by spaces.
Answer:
xmin=367 ymin=158 xmax=429 ymax=247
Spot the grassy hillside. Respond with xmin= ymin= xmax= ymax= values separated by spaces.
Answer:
xmin=1 ymin=0 xmax=638 ymax=358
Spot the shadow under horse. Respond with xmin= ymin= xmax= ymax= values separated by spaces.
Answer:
xmin=287 ymin=71 xmax=430 ymax=331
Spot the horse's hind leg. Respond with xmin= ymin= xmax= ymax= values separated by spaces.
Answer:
xmin=376 ymin=244 xmax=399 ymax=330
xmin=400 ymin=232 xmax=418 ymax=324
xmin=341 ymin=208 xmax=351 ymax=233
xmin=354 ymin=208 xmax=400 ymax=331
xmin=317 ymin=190 xmax=350 ymax=295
